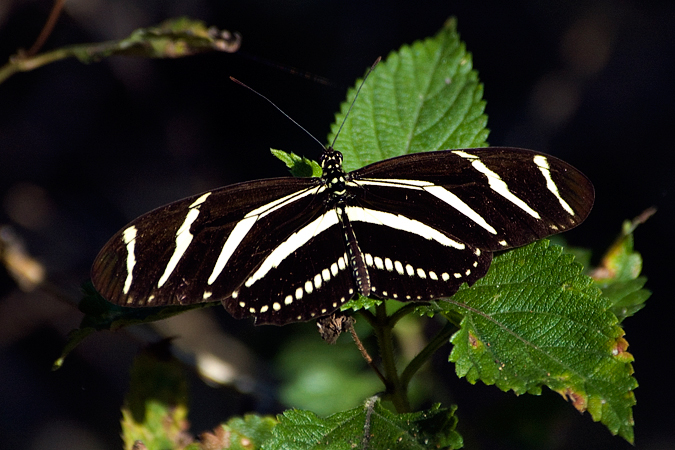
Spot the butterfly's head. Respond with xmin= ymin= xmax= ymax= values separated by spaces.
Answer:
xmin=320 ymin=147 xmax=347 ymax=194
xmin=320 ymin=147 xmax=344 ymax=174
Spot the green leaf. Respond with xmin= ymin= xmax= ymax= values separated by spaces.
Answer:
xmin=77 ymin=283 xmax=216 ymax=331
xmin=341 ymin=294 xmax=382 ymax=313
xmin=264 ymin=399 xmax=462 ymax=450
xmin=194 ymin=415 xmax=278 ymax=450
xmin=601 ymin=276 xmax=650 ymax=322
xmin=324 ymin=17 xmax=489 ymax=322
xmin=328 ymin=18 xmax=488 ymax=172
xmin=593 ymin=220 xmax=644 ymax=283
xmin=591 ymin=218 xmax=651 ymax=322
xmin=52 ymin=326 xmax=96 ymax=370
xmin=271 ymin=149 xmax=323 ymax=177
xmin=442 ymin=241 xmax=636 ymax=442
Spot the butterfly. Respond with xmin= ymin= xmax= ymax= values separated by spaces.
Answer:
xmin=91 ymin=143 xmax=593 ymax=325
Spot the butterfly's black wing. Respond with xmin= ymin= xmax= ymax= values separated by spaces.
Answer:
xmin=224 ymin=207 xmax=359 ymax=325
xmin=342 ymin=204 xmax=493 ymax=302
xmin=350 ymin=148 xmax=594 ymax=251
xmin=91 ymin=177 xmax=326 ymax=312
xmin=340 ymin=148 xmax=593 ymax=302
xmin=91 ymin=146 xmax=594 ymax=326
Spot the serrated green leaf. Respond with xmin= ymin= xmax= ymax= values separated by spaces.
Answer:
xmin=271 ymin=149 xmax=323 ymax=177
xmin=329 ymin=18 xmax=488 ymax=172
xmin=442 ymin=241 xmax=636 ymax=442
xmin=264 ymin=400 xmax=462 ymax=450
xmin=196 ymin=415 xmax=278 ymax=450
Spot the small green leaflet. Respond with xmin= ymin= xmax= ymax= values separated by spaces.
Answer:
xmin=271 ymin=149 xmax=323 ymax=178
xmin=592 ymin=217 xmax=652 ymax=322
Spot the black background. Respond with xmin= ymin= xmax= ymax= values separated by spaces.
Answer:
xmin=1 ymin=1 xmax=673 ymax=449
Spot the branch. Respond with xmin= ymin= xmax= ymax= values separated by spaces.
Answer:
xmin=1 ymin=17 xmax=241 ymax=85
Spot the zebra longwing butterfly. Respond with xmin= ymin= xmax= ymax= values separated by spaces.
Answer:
xmin=91 ymin=145 xmax=594 ymax=325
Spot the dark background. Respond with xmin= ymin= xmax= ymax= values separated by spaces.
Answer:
xmin=1 ymin=1 xmax=673 ymax=449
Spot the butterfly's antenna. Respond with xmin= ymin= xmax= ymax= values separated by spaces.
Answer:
xmin=329 ymin=57 xmax=381 ymax=149
xmin=229 ymin=77 xmax=326 ymax=151
xmin=237 ymin=51 xmax=339 ymax=88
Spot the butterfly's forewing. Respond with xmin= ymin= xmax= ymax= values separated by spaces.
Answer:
xmin=92 ymin=177 xmax=324 ymax=309
xmin=350 ymin=148 xmax=594 ymax=252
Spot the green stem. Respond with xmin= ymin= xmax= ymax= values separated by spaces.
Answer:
xmin=360 ymin=302 xmax=456 ymax=412
xmin=388 ymin=303 xmax=419 ymax=327
xmin=373 ymin=302 xmax=410 ymax=412
xmin=400 ymin=321 xmax=457 ymax=388
xmin=358 ymin=308 xmax=377 ymax=327
xmin=0 ymin=48 xmax=71 ymax=84
xmin=1 ymin=20 xmax=242 ymax=86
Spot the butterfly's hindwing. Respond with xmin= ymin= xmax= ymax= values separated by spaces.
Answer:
xmin=345 ymin=210 xmax=493 ymax=302
xmin=225 ymin=209 xmax=357 ymax=325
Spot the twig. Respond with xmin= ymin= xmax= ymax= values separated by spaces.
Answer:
xmin=346 ymin=320 xmax=387 ymax=386
xmin=26 ymin=0 xmax=66 ymax=57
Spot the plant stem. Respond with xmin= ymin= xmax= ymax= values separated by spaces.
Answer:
xmin=388 ymin=303 xmax=420 ymax=326
xmin=400 ymin=321 xmax=457 ymax=388
xmin=373 ymin=302 xmax=410 ymax=412
xmin=346 ymin=322 xmax=388 ymax=386
xmin=0 ymin=48 xmax=68 ymax=84
xmin=26 ymin=0 xmax=67 ymax=57
xmin=361 ymin=302 xmax=456 ymax=412
xmin=1 ymin=20 xmax=242 ymax=86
